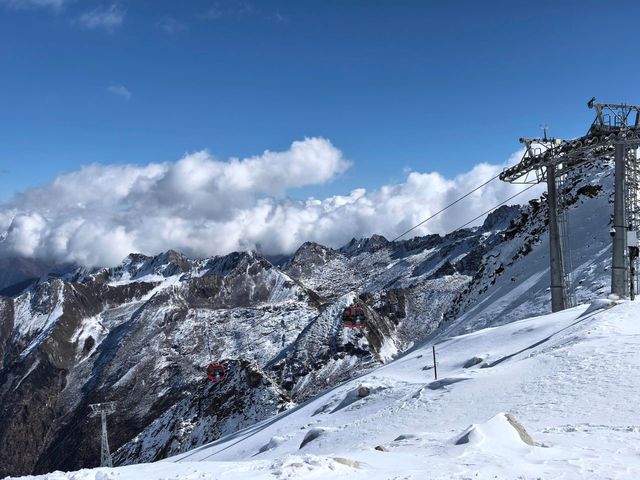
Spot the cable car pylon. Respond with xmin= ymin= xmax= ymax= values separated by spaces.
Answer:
xmin=89 ymin=402 xmax=116 ymax=468
xmin=500 ymin=98 xmax=640 ymax=306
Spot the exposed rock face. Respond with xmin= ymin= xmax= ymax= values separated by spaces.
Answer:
xmin=0 ymin=163 xmax=613 ymax=476
xmin=504 ymin=413 xmax=535 ymax=446
xmin=357 ymin=386 xmax=370 ymax=398
xmin=114 ymin=360 xmax=292 ymax=465
xmin=0 ymin=253 xmax=315 ymax=476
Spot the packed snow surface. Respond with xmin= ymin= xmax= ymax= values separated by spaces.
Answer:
xmin=10 ymin=299 xmax=640 ymax=479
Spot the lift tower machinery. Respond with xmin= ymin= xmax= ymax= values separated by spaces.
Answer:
xmin=500 ymin=99 xmax=640 ymax=310
xmin=89 ymin=402 xmax=116 ymax=468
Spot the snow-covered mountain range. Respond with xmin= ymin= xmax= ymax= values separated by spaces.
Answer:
xmin=0 ymin=162 xmax=615 ymax=477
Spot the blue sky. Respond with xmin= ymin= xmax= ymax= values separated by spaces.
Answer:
xmin=1 ymin=0 xmax=640 ymax=265
xmin=1 ymin=0 xmax=638 ymax=203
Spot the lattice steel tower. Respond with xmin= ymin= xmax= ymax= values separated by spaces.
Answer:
xmin=500 ymin=98 xmax=640 ymax=309
xmin=89 ymin=402 xmax=116 ymax=468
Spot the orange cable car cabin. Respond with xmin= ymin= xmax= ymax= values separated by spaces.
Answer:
xmin=206 ymin=363 xmax=226 ymax=382
xmin=342 ymin=306 xmax=366 ymax=328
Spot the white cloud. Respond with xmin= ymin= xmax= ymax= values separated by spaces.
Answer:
xmin=201 ymin=2 xmax=286 ymax=23
xmin=2 ymin=212 xmax=47 ymax=257
xmin=204 ymin=2 xmax=256 ymax=18
xmin=0 ymin=0 xmax=69 ymax=10
xmin=108 ymin=84 xmax=132 ymax=100
xmin=77 ymin=4 xmax=124 ymax=32
xmin=0 ymin=138 xmax=543 ymax=267
xmin=157 ymin=17 xmax=187 ymax=34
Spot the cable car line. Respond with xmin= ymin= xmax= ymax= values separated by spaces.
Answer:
xmin=201 ymin=311 xmax=214 ymax=363
xmin=198 ymin=310 xmax=227 ymax=383
xmin=450 ymin=184 xmax=537 ymax=232
xmin=388 ymin=172 xmax=503 ymax=243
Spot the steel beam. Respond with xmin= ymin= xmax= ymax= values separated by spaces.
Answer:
xmin=89 ymin=402 xmax=116 ymax=468
xmin=99 ymin=411 xmax=113 ymax=468
xmin=546 ymin=165 xmax=567 ymax=311
xmin=612 ymin=142 xmax=628 ymax=297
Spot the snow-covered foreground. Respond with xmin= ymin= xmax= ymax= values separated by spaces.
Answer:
xmin=11 ymin=299 xmax=640 ymax=480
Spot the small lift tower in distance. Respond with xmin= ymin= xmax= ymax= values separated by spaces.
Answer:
xmin=89 ymin=401 xmax=116 ymax=468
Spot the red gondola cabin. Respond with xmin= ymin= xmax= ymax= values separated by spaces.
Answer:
xmin=207 ymin=363 xmax=226 ymax=382
xmin=342 ymin=306 xmax=366 ymax=328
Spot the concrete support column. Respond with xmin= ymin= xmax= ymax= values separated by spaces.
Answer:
xmin=612 ymin=142 xmax=628 ymax=297
xmin=547 ymin=165 xmax=567 ymax=312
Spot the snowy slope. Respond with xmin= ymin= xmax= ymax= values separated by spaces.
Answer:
xmin=443 ymin=162 xmax=612 ymax=334
xmin=11 ymin=298 xmax=640 ymax=479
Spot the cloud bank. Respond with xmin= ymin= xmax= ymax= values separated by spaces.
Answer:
xmin=0 ymin=137 xmax=541 ymax=267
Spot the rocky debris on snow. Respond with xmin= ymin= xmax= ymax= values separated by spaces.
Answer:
xmin=257 ymin=436 xmax=286 ymax=455
xmin=463 ymin=356 xmax=485 ymax=368
xmin=270 ymin=454 xmax=359 ymax=477
xmin=579 ymin=298 xmax=619 ymax=317
xmin=393 ymin=433 xmax=419 ymax=441
xmin=357 ymin=386 xmax=370 ymax=398
xmin=504 ymin=413 xmax=536 ymax=446
xmin=331 ymin=384 xmax=385 ymax=413
xmin=331 ymin=457 xmax=363 ymax=469
xmin=374 ymin=445 xmax=389 ymax=452
xmin=299 ymin=428 xmax=328 ymax=449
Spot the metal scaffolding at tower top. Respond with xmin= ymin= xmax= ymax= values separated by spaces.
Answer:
xmin=501 ymin=100 xmax=640 ymax=184
xmin=499 ymin=99 xmax=640 ymax=311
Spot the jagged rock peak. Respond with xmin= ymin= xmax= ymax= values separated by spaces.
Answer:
xmin=106 ymin=250 xmax=194 ymax=282
xmin=286 ymin=242 xmax=338 ymax=264
xmin=279 ymin=242 xmax=342 ymax=279
xmin=120 ymin=252 xmax=153 ymax=269
xmin=200 ymin=250 xmax=273 ymax=277
xmin=143 ymin=249 xmax=193 ymax=274
xmin=157 ymin=249 xmax=190 ymax=264
xmin=481 ymin=205 xmax=523 ymax=232
xmin=297 ymin=241 xmax=334 ymax=252
xmin=339 ymin=234 xmax=390 ymax=256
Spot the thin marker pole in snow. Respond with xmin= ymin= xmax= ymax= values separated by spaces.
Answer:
xmin=432 ymin=345 xmax=438 ymax=380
